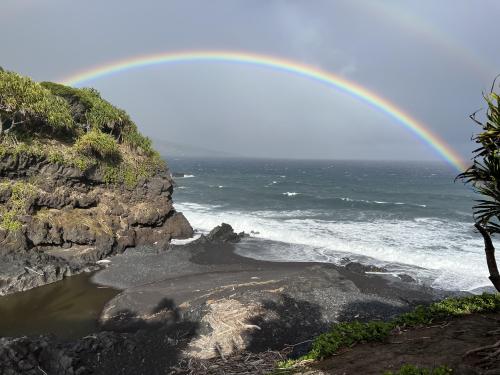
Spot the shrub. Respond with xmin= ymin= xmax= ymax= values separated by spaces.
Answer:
xmin=121 ymin=123 xmax=155 ymax=154
xmin=42 ymin=82 xmax=131 ymax=134
xmin=277 ymin=293 xmax=500 ymax=368
xmin=307 ymin=320 xmax=393 ymax=359
xmin=0 ymin=70 xmax=73 ymax=132
xmin=0 ymin=181 xmax=37 ymax=231
xmin=74 ymin=130 xmax=120 ymax=160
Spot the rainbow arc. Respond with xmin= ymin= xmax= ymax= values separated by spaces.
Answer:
xmin=60 ymin=50 xmax=467 ymax=171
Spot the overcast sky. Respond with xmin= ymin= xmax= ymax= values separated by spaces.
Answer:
xmin=1 ymin=0 xmax=499 ymax=163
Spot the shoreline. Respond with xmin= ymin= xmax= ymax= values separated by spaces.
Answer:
xmin=0 ymin=225 xmax=466 ymax=374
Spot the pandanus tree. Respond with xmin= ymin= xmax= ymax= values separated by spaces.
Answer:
xmin=457 ymin=82 xmax=500 ymax=292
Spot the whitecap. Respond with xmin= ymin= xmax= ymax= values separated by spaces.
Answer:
xmin=175 ymin=201 xmax=488 ymax=291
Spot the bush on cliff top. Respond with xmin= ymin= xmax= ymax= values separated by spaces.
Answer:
xmin=0 ymin=68 xmax=163 ymax=177
xmin=41 ymin=81 xmax=156 ymax=155
xmin=0 ymin=69 xmax=166 ymax=231
xmin=0 ymin=70 xmax=73 ymax=132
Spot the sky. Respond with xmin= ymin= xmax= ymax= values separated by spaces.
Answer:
xmin=1 ymin=0 xmax=500 ymax=164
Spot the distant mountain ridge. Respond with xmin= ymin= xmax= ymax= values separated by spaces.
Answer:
xmin=153 ymin=139 xmax=240 ymax=158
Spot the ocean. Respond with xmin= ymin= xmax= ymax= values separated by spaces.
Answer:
xmin=167 ymin=158 xmax=487 ymax=292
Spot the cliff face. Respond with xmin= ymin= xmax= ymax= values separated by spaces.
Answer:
xmin=0 ymin=69 xmax=193 ymax=295
xmin=0 ymin=152 xmax=193 ymax=259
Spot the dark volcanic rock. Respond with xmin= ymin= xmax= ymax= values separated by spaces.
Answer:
xmin=344 ymin=261 xmax=387 ymax=274
xmin=0 ymin=336 xmax=82 ymax=375
xmin=0 ymin=251 xmax=89 ymax=296
xmin=196 ymin=223 xmax=247 ymax=244
xmin=0 ymin=152 xmax=193 ymax=296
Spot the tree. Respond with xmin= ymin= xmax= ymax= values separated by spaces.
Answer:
xmin=457 ymin=80 xmax=500 ymax=292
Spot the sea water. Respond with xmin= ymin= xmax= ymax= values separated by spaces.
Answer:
xmin=168 ymin=158 xmax=487 ymax=292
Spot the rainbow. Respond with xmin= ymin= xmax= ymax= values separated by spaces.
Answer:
xmin=356 ymin=1 xmax=494 ymax=78
xmin=60 ymin=50 xmax=467 ymax=171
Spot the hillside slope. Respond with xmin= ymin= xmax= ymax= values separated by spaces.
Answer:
xmin=0 ymin=68 xmax=193 ymax=295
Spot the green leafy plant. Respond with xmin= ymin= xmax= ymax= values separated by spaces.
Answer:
xmin=276 ymin=293 xmax=500 ymax=369
xmin=457 ymin=82 xmax=500 ymax=291
xmin=74 ymin=129 xmax=121 ymax=160
xmin=307 ymin=320 xmax=393 ymax=359
xmin=0 ymin=181 xmax=37 ymax=231
xmin=0 ymin=70 xmax=73 ymax=134
xmin=41 ymin=82 xmax=129 ymax=133
xmin=0 ymin=71 xmax=165 ymax=190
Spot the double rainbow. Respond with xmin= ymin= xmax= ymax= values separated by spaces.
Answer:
xmin=60 ymin=50 xmax=467 ymax=171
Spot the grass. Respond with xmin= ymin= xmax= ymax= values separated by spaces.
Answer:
xmin=0 ymin=181 xmax=38 ymax=231
xmin=0 ymin=70 xmax=73 ymax=131
xmin=0 ymin=69 xmax=165 ymax=195
xmin=41 ymin=81 xmax=156 ymax=155
xmin=276 ymin=293 xmax=500 ymax=371
xmin=74 ymin=129 xmax=121 ymax=160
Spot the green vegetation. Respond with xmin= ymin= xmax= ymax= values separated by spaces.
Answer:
xmin=0 ymin=69 xmax=167 ymax=231
xmin=0 ymin=181 xmax=37 ymax=231
xmin=0 ymin=69 xmax=164 ymax=187
xmin=457 ymin=85 xmax=500 ymax=291
xmin=0 ymin=70 xmax=73 ymax=133
xmin=383 ymin=365 xmax=452 ymax=375
xmin=276 ymin=293 xmax=500 ymax=370
xmin=40 ymin=81 xmax=156 ymax=155
xmin=74 ymin=129 xmax=120 ymax=160
xmin=309 ymin=321 xmax=392 ymax=359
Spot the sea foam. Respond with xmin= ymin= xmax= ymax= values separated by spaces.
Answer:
xmin=175 ymin=201 xmax=487 ymax=291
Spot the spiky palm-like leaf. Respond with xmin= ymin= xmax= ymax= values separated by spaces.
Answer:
xmin=457 ymin=82 xmax=500 ymax=292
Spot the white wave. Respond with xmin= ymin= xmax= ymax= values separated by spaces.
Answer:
xmin=218 ymin=186 xmax=224 ymax=188
xmin=170 ymin=234 xmax=202 ymax=245
xmin=175 ymin=201 xmax=488 ymax=291
xmin=283 ymin=192 xmax=300 ymax=196
xmin=342 ymin=197 xmax=426 ymax=208
xmin=181 ymin=174 xmax=195 ymax=178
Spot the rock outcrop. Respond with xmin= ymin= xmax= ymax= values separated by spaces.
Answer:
xmin=193 ymin=223 xmax=247 ymax=244
xmin=0 ymin=153 xmax=193 ymax=295
xmin=0 ymin=70 xmax=194 ymax=295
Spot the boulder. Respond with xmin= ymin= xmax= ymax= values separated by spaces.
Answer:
xmin=205 ymin=223 xmax=246 ymax=243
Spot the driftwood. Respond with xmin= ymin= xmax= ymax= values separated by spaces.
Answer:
xmin=168 ymin=349 xmax=290 ymax=375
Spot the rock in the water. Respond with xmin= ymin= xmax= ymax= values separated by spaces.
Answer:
xmin=205 ymin=223 xmax=246 ymax=243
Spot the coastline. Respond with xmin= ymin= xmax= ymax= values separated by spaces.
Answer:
xmin=0 ymin=225 xmax=459 ymax=374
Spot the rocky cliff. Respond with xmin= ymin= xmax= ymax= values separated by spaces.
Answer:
xmin=0 ymin=69 xmax=193 ymax=295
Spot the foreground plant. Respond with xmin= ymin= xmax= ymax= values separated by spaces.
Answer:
xmin=457 ymin=81 xmax=500 ymax=292
xmin=276 ymin=293 xmax=500 ymax=370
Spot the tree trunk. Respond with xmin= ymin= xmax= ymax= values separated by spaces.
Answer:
xmin=475 ymin=223 xmax=500 ymax=292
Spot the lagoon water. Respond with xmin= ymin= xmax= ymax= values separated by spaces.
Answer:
xmin=169 ymin=158 xmax=486 ymax=292
xmin=0 ymin=273 xmax=118 ymax=339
